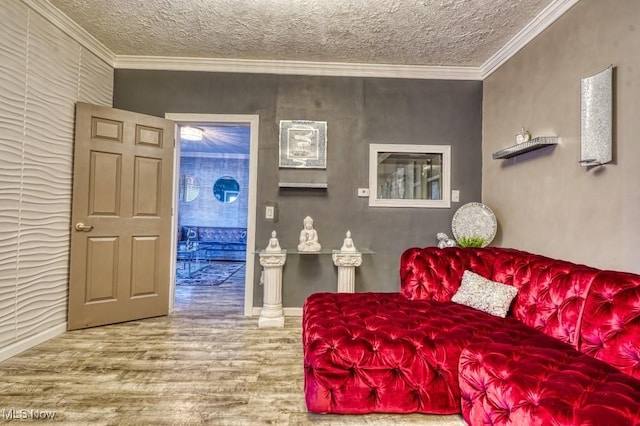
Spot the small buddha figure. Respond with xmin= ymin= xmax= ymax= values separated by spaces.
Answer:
xmin=340 ymin=230 xmax=357 ymax=252
xmin=265 ymin=230 xmax=282 ymax=253
xmin=298 ymin=216 xmax=321 ymax=252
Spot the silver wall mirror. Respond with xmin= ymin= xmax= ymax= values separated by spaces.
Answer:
xmin=180 ymin=175 xmax=200 ymax=202
xmin=580 ymin=65 xmax=613 ymax=166
xmin=213 ymin=176 xmax=240 ymax=203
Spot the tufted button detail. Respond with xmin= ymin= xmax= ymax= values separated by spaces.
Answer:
xmin=303 ymin=248 xmax=640 ymax=417
xmin=459 ymin=340 xmax=640 ymax=426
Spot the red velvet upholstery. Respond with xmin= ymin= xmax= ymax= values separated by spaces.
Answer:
xmin=580 ymin=271 xmax=640 ymax=379
xmin=459 ymin=334 xmax=640 ymax=425
xmin=303 ymin=292 xmax=531 ymax=414
xmin=303 ymin=246 xmax=640 ymax=422
xmin=401 ymin=247 xmax=598 ymax=348
xmin=399 ymin=246 xmax=498 ymax=302
xmin=492 ymin=252 xmax=598 ymax=348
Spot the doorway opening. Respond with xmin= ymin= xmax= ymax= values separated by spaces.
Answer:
xmin=166 ymin=114 xmax=259 ymax=316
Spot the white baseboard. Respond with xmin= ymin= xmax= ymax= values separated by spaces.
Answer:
xmin=250 ymin=307 xmax=303 ymax=317
xmin=0 ymin=323 xmax=67 ymax=362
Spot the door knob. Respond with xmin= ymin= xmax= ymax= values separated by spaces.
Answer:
xmin=75 ymin=223 xmax=94 ymax=232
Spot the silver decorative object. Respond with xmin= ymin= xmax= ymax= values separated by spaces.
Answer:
xmin=451 ymin=202 xmax=497 ymax=247
xmin=580 ymin=65 xmax=613 ymax=166
xmin=436 ymin=232 xmax=456 ymax=249
xmin=515 ymin=127 xmax=531 ymax=144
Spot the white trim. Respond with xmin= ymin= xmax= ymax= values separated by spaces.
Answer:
xmin=165 ymin=113 xmax=259 ymax=317
xmin=251 ymin=307 xmax=303 ymax=317
xmin=167 ymin=128 xmax=180 ymax=313
xmin=480 ymin=0 xmax=580 ymax=79
xmin=0 ymin=324 xmax=67 ymax=362
xmin=19 ymin=0 xmax=575 ymax=81
xmin=21 ymin=0 xmax=577 ymax=82
xmin=115 ymin=55 xmax=483 ymax=81
xmin=21 ymin=0 xmax=115 ymax=67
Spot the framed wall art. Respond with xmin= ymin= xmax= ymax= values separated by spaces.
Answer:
xmin=279 ymin=120 xmax=327 ymax=169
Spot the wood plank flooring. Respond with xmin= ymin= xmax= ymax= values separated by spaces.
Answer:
xmin=0 ymin=263 xmax=466 ymax=425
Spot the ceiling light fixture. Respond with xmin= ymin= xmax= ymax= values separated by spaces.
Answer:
xmin=180 ymin=126 xmax=204 ymax=141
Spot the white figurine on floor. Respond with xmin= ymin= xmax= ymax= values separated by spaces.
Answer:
xmin=437 ymin=232 xmax=456 ymax=249
xmin=298 ymin=216 xmax=321 ymax=252
xmin=265 ymin=230 xmax=282 ymax=253
xmin=340 ymin=230 xmax=357 ymax=252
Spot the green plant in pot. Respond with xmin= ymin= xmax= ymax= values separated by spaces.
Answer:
xmin=457 ymin=235 xmax=487 ymax=248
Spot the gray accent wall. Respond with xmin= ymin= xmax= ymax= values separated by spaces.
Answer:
xmin=482 ymin=0 xmax=640 ymax=274
xmin=114 ymin=71 xmax=482 ymax=307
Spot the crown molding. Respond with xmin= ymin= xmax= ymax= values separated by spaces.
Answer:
xmin=22 ymin=0 xmax=577 ymax=81
xmin=114 ymin=55 xmax=483 ymax=81
xmin=21 ymin=0 xmax=115 ymax=66
xmin=480 ymin=0 xmax=580 ymax=79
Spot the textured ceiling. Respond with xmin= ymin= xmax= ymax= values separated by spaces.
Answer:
xmin=49 ymin=0 xmax=555 ymax=67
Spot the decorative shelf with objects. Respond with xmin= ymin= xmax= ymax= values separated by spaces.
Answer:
xmin=492 ymin=136 xmax=558 ymax=160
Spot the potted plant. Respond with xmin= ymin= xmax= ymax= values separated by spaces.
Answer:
xmin=456 ymin=235 xmax=487 ymax=248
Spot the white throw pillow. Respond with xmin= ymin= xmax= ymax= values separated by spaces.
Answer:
xmin=451 ymin=270 xmax=518 ymax=318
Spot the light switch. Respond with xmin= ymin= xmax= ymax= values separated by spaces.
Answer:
xmin=265 ymin=205 xmax=275 ymax=219
xmin=452 ymin=190 xmax=460 ymax=202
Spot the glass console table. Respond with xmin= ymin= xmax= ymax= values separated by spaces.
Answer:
xmin=255 ymin=247 xmax=375 ymax=328
xmin=177 ymin=243 xmax=209 ymax=278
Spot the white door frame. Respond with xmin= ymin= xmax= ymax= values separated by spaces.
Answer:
xmin=165 ymin=113 xmax=259 ymax=317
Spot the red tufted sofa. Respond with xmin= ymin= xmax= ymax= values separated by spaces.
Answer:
xmin=302 ymin=247 xmax=640 ymax=424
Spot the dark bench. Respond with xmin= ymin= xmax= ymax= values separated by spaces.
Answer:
xmin=179 ymin=226 xmax=247 ymax=261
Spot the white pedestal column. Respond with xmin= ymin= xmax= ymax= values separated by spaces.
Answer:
xmin=332 ymin=251 xmax=362 ymax=293
xmin=258 ymin=251 xmax=287 ymax=328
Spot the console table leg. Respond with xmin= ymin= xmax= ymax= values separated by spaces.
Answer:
xmin=332 ymin=252 xmax=362 ymax=293
xmin=336 ymin=266 xmax=356 ymax=293
xmin=258 ymin=252 xmax=286 ymax=328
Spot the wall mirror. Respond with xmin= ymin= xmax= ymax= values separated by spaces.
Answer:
xmin=369 ymin=144 xmax=451 ymax=208
xmin=180 ymin=175 xmax=200 ymax=202
xmin=213 ymin=176 xmax=240 ymax=203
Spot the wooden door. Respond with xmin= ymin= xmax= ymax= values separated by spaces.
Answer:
xmin=67 ymin=102 xmax=174 ymax=330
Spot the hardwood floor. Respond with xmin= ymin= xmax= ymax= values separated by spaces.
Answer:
xmin=0 ymin=264 xmax=466 ymax=425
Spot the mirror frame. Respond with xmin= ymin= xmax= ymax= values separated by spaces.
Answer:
xmin=368 ymin=144 xmax=451 ymax=208
xmin=213 ymin=176 xmax=240 ymax=204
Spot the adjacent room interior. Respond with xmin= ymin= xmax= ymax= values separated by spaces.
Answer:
xmin=175 ymin=123 xmax=249 ymax=290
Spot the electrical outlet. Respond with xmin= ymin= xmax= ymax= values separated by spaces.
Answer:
xmin=358 ymin=188 xmax=369 ymax=197
xmin=265 ymin=205 xmax=275 ymax=219
xmin=452 ymin=190 xmax=460 ymax=202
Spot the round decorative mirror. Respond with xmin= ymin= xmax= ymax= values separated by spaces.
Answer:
xmin=213 ymin=176 xmax=240 ymax=203
xmin=181 ymin=175 xmax=200 ymax=202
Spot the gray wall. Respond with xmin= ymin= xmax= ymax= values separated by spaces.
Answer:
xmin=482 ymin=0 xmax=640 ymax=274
xmin=114 ymin=70 xmax=482 ymax=307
